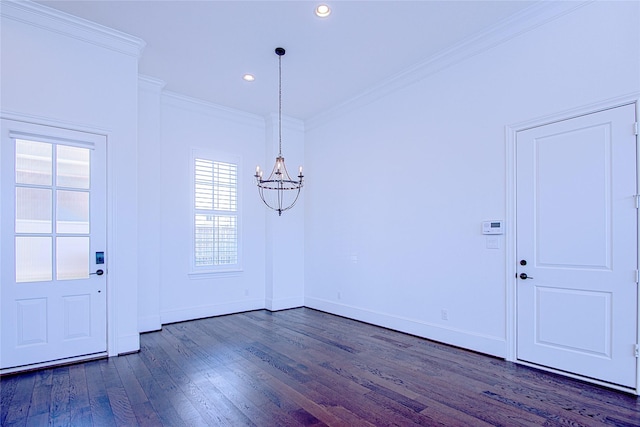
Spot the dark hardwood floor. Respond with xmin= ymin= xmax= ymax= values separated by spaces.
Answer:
xmin=1 ymin=307 xmax=639 ymax=426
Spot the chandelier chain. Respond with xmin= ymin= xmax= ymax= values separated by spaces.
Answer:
xmin=278 ymin=53 xmax=282 ymax=157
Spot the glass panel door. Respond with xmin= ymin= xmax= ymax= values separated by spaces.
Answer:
xmin=1 ymin=119 xmax=107 ymax=371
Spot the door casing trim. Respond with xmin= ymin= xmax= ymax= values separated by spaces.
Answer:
xmin=505 ymin=93 xmax=640 ymax=395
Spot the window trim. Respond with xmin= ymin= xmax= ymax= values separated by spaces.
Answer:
xmin=189 ymin=148 xmax=242 ymax=277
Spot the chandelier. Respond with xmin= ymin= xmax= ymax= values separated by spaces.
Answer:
xmin=255 ymin=47 xmax=304 ymax=216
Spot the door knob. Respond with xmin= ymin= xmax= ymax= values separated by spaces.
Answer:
xmin=519 ymin=272 xmax=533 ymax=280
xmin=90 ymin=269 xmax=104 ymax=276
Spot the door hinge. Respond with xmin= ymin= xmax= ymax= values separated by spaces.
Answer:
xmin=635 ymin=344 xmax=639 ymax=358
xmin=635 ymin=195 xmax=640 ymax=209
xmin=636 ymin=270 xmax=639 ymax=284
xmin=635 ymin=122 xmax=639 ymax=135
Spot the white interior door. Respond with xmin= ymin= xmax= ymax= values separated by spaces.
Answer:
xmin=1 ymin=119 xmax=107 ymax=371
xmin=516 ymin=104 xmax=638 ymax=389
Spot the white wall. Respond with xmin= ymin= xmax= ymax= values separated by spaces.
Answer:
xmin=137 ymin=75 xmax=166 ymax=333
xmin=0 ymin=1 xmax=144 ymax=355
xmin=152 ymin=93 xmax=269 ymax=324
xmin=304 ymin=0 xmax=640 ymax=357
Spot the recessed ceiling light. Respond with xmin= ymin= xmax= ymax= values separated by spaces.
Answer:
xmin=315 ymin=4 xmax=331 ymax=18
xmin=243 ymin=74 xmax=255 ymax=82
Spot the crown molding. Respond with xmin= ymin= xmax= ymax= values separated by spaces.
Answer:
xmin=162 ymin=90 xmax=264 ymax=129
xmin=306 ymin=0 xmax=592 ymax=131
xmin=1 ymin=0 xmax=145 ymax=58
xmin=266 ymin=112 xmax=305 ymax=133
xmin=138 ymin=74 xmax=167 ymax=93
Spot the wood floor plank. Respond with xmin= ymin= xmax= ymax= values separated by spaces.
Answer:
xmin=101 ymin=359 xmax=138 ymax=427
xmin=169 ymin=322 xmax=310 ymax=425
xmin=68 ymin=364 xmax=90 ymax=411
xmin=196 ymin=315 xmax=347 ymax=425
xmin=85 ymin=359 xmax=117 ymax=427
xmin=3 ymin=307 xmax=640 ymax=426
xmin=24 ymin=411 xmax=49 ymax=426
xmin=238 ymin=335 xmax=407 ymax=423
xmin=112 ymin=355 xmax=148 ymax=406
xmin=225 ymin=315 xmax=443 ymax=426
xmin=142 ymin=332 xmax=235 ymax=425
xmin=134 ymin=347 xmax=206 ymax=426
xmin=131 ymin=401 xmax=164 ymax=426
xmin=25 ymin=368 xmax=52 ymax=422
xmin=49 ymin=366 xmax=70 ymax=426
xmin=2 ymin=370 xmax=36 ymax=425
xmin=0 ymin=375 xmax=19 ymax=425
xmin=161 ymin=324 xmax=301 ymax=425
xmin=285 ymin=313 xmax=547 ymax=425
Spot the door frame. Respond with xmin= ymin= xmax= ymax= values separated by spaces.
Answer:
xmin=0 ymin=111 xmax=116 ymax=372
xmin=505 ymin=93 xmax=640 ymax=395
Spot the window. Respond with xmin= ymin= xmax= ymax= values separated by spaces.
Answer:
xmin=192 ymin=153 xmax=241 ymax=273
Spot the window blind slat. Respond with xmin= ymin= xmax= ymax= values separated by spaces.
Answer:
xmin=194 ymin=157 xmax=238 ymax=268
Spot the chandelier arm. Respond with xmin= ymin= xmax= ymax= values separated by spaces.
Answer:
xmin=278 ymin=188 xmax=302 ymax=216
xmin=256 ymin=185 xmax=302 ymax=216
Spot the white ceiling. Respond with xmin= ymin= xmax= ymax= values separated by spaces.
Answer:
xmin=34 ymin=0 xmax=537 ymax=120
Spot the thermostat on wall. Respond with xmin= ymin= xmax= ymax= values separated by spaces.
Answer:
xmin=482 ymin=220 xmax=504 ymax=235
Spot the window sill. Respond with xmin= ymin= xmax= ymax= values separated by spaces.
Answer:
xmin=188 ymin=269 xmax=243 ymax=279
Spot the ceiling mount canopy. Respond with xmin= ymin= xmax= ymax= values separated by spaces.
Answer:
xmin=254 ymin=47 xmax=304 ymax=216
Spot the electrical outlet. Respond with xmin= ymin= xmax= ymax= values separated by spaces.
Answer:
xmin=441 ymin=309 xmax=448 ymax=321
xmin=337 ymin=291 xmax=341 ymax=300
xmin=244 ymin=289 xmax=249 ymax=296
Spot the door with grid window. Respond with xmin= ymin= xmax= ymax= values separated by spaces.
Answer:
xmin=1 ymin=119 xmax=107 ymax=371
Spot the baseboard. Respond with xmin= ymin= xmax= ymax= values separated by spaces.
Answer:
xmin=304 ymin=297 xmax=507 ymax=358
xmin=138 ymin=314 xmax=162 ymax=333
xmin=155 ymin=297 xmax=507 ymax=358
xmin=116 ymin=333 xmax=140 ymax=356
xmin=160 ymin=298 xmax=265 ymax=325
xmin=265 ymin=296 xmax=304 ymax=312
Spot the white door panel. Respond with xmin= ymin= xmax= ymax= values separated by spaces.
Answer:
xmin=1 ymin=119 xmax=107 ymax=370
xmin=516 ymin=104 xmax=638 ymax=388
